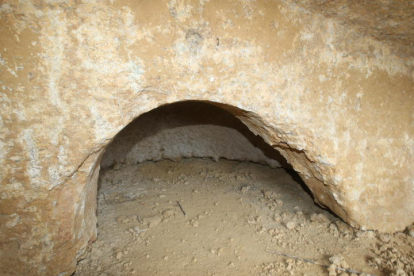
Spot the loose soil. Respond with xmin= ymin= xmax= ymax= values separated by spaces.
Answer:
xmin=75 ymin=158 xmax=414 ymax=276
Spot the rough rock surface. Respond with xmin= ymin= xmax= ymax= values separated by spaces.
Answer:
xmin=101 ymin=101 xmax=288 ymax=169
xmin=0 ymin=0 xmax=413 ymax=275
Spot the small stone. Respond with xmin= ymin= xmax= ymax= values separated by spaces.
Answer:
xmin=274 ymin=214 xmax=282 ymax=222
xmin=143 ymin=215 xmax=162 ymax=228
xmin=329 ymin=255 xmax=342 ymax=265
xmin=191 ymin=219 xmax=199 ymax=227
xmin=241 ymin=186 xmax=251 ymax=194
xmin=286 ymin=221 xmax=296 ymax=230
xmin=329 ymin=223 xmax=339 ymax=231
xmin=378 ymin=234 xmax=391 ymax=243
xmin=366 ymin=231 xmax=376 ymax=239
xmin=405 ymin=225 xmax=414 ymax=237
xmin=328 ymin=264 xmax=337 ymax=276
xmin=162 ymin=209 xmax=175 ymax=218
xmin=310 ymin=213 xmax=330 ymax=223
xmin=395 ymin=268 xmax=407 ymax=276
xmin=335 ymin=221 xmax=352 ymax=234
xmin=329 ymin=255 xmax=349 ymax=269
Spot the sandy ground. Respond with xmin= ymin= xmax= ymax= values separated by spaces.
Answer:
xmin=74 ymin=158 xmax=414 ymax=276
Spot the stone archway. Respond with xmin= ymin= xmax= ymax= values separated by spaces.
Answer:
xmin=75 ymin=100 xmax=337 ymax=275
xmin=57 ymin=100 xmax=346 ymax=275
xmin=71 ymin=100 xmax=324 ymax=274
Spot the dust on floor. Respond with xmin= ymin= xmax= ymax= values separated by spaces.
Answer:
xmin=74 ymin=158 xmax=414 ymax=276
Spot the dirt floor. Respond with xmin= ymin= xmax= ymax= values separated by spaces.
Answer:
xmin=74 ymin=158 xmax=414 ymax=276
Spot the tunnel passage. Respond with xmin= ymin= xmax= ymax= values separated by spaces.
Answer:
xmin=72 ymin=101 xmax=355 ymax=276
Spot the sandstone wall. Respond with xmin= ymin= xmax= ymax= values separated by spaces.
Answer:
xmin=0 ymin=0 xmax=413 ymax=275
xmin=101 ymin=101 xmax=288 ymax=169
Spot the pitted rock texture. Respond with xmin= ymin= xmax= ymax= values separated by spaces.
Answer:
xmin=0 ymin=0 xmax=413 ymax=275
xmin=101 ymin=101 xmax=288 ymax=169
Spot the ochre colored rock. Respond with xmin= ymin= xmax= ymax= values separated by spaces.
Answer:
xmin=0 ymin=0 xmax=413 ymax=275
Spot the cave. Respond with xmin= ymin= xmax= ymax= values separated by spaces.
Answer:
xmin=1 ymin=0 xmax=413 ymax=275
xmin=75 ymin=101 xmax=341 ymax=275
xmin=72 ymin=101 xmax=412 ymax=276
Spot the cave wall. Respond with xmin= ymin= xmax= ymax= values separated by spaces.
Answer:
xmin=0 ymin=0 xmax=413 ymax=275
xmin=101 ymin=101 xmax=288 ymax=169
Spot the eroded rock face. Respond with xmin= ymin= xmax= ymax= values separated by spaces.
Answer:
xmin=0 ymin=0 xmax=413 ymax=275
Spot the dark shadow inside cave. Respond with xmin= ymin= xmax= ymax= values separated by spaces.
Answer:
xmin=101 ymin=101 xmax=291 ymax=170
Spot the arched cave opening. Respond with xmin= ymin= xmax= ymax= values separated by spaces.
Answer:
xmin=74 ymin=101 xmax=379 ymax=276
